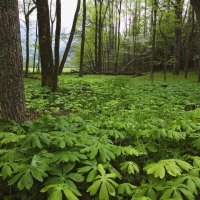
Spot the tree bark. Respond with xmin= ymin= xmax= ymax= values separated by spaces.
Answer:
xmin=79 ymin=0 xmax=86 ymax=77
xmin=59 ymin=0 xmax=81 ymax=75
xmin=150 ymin=0 xmax=158 ymax=81
xmin=190 ymin=0 xmax=200 ymax=82
xmin=94 ymin=0 xmax=99 ymax=73
xmin=190 ymin=0 xmax=200 ymax=25
xmin=114 ymin=0 xmax=122 ymax=74
xmin=52 ymin=0 xmax=61 ymax=92
xmin=36 ymin=0 xmax=54 ymax=87
xmin=98 ymin=0 xmax=103 ymax=74
xmin=25 ymin=15 xmax=30 ymax=76
xmin=33 ymin=21 xmax=38 ymax=74
xmin=173 ymin=0 xmax=183 ymax=75
xmin=23 ymin=0 xmax=36 ymax=76
xmin=184 ymin=7 xmax=194 ymax=79
xmin=0 ymin=0 xmax=26 ymax=122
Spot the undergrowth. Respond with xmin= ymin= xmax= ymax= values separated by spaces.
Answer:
xmin=0 ymin=74 xmax=200 ymax=200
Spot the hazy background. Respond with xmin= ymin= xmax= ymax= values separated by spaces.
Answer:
xmin=19 ymin=0 xmax=78 ymax=65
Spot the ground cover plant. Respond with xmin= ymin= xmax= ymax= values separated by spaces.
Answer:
xmin=0 ymin=74 xmax=200 ymax=200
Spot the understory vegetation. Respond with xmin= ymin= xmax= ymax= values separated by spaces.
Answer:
xmin=0 ymin=74 xmax=200 ymax=200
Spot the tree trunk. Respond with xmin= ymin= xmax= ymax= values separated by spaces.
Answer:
xmin=25 ymin=16 xmax=30 ymax=76
xmin=79 ymin=0 xmax=86 ymax=77
xmin=33 ymin=21 xmax=38 ymax=74
xmin=59 ymin=0 xmax=81 ymax=75
xmin=36 ymin=0 xmax=54 ymax=87
xmin=190 ymin=0 xmax=200 ymax=82
xmin=98 ymin=0 xmax=103 ymax=74
xmin=52 ymin=0 xmax=61 ymax=92
xmin=173 ymin=0 xmax=183 ymax=75
xmin=144 ymin=0 xmax=147 ymax=36
xmin=23 ymin=0 xmax=36 ymax=76
xmin=94 ymin=0 xmax=99 ymax=73
xmin=114 ymin=0 xmax=122 ymax=74
xmin=190 ymin=0 xmax=200 ymax=24
xmin=0 ymin=0 xmax=26 ymax=122
xmin=49 ymin=0 xmax=56 ymax=45
xmin=150 ymin=0 xmax=158 ymax=81
xmin=184 ymin=7 xmax=194 ymax=79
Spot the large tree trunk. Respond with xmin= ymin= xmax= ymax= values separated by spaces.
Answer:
xmin=59 ymin=0 xmax=81 ymax=75
xmin=0 ymin=0 xmax=26 ymax=122
xmin=79 ymin=0 xmax=86 ymax=77
xmin=36 ymin=0 xmax=54 ymax=87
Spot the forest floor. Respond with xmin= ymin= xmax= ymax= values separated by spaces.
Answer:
xmin=1 ymin=73 xmax=200 ymax=200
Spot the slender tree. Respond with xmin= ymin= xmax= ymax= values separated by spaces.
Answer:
xmin=53 ymin=0 xmax=61 ymax=91
xmin=190 ymin=0 xmax=200 ymax=24
xmin=150 ymin=0 xmax=158 ymax=81
xmin=114 ymin=0 xmax=122 ymax=74
xmin=22 ymin=0 xmax=36 ymax=76
xmin=0 ymin=0 xmax=26 ymax=122
xmin=80 ymin=0 xmax=87 ymax=77
xmin=59 ymin=0 xmax=81 ymax=75
xmin=190 ymin=0 xmax=200 ymax=82
xmin=33 ymin=20 xmax=38 ymax=74
xmin=173 ymin=0 xmax=183 ymax=75
xmin=184 ymin=6 xmax=194 ymax=79
xmin=49 ymin=0 xmax=56 ymax=44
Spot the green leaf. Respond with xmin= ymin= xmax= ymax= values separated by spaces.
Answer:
xmin=86 ymin=179 xmax=102 ymax=195
xmin=87 ymin=169 xmax=97 ymax=182
xmin=78 ymin=166 xmax=92 ymax=174
xmin=147 ymin=188 xmax=157 ymax=200
xmin=18 ymin=171 xmax=33 ymax=190
xmin=99 ymin=182 xmax=109 ymax=200
xmin=106 ymin=181 xmax=116 ymax=196
xmin=98 ymin=164 xmax=106 ymax=176
xmin=118 ymin=183 xmax=136 ymax=196
xmin=67 ymin=173 xmax=84 ymax=182
xmin=160 ymin=189 xmax=173 ymax=199
xmin=49 ymin=190 xmax=62 ymax=200
xmin=120 ymin=161 xmax=139 ymax=175
xmin=2 ymin=164 xmax=12 ymax=179
xmin=63 ymin=188 xmax=79 ymax=200
xmin=144 ymin=159 xmax=192 ymax=179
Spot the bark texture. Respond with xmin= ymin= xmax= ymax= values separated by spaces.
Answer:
xmin=190 ymin=0 xmax=200 ymax=25
xmin=79 ymin=0 xmax=86 ymax=77
xmin=0 ymin=0 xmax=26 ymax=122
xmin=53 ymin=0 xmax=61 ymax=91
xmin=190 ymin=0 xmax=200 ymax=82
xmin=36 ymin=0 xmax=54 ymax=87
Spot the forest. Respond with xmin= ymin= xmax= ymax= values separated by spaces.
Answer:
xmin=0 ymin=0 xmax=200 ymax=200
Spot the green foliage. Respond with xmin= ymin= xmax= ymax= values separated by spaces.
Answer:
xmin=1 ymin=75 xmax=200 ymax=199
xmin=41 ymin=183 xmax=82 ymax=200
xmin=87 ymin=164 xmax=118 ymax=200
xmin=144 ymin=159 xmax=192 ymax=179
xmin=120 ymin=161 xmax=139 ymax=175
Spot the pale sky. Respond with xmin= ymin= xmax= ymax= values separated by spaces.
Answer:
xmin=61 ymin=0 xmax=78 ymax=32
xmin=19 ymin=0 xmax=78 ymax=33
